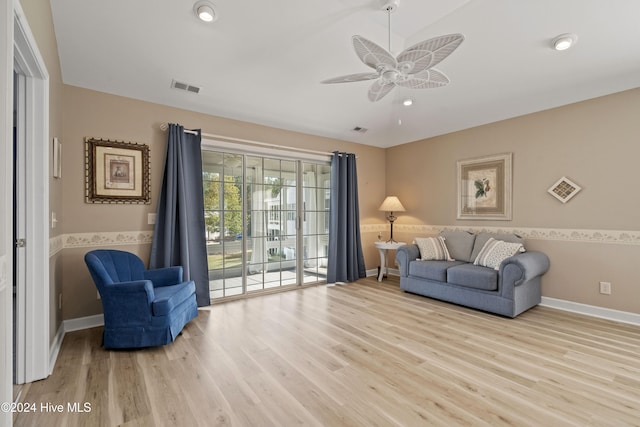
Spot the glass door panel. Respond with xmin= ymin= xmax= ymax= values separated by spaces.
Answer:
xmin=302 ymin=162 xmax=329 ymax=283
xmin=202 ymin=151 xmax=244 ymax=298
xmin=204 ymin=150 xmax=327 ymax=300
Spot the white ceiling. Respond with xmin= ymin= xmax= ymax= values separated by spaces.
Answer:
xmin=50 ymin=0 xmax=640 ymax=148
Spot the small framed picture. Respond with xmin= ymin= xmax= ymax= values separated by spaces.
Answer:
xmin=457 ymin=153 xmax=512 ymax=220
xmin=85 ymin=137 xmax=150 ymax=204
xmin=548 ymin=176 xmax=581 ymax=203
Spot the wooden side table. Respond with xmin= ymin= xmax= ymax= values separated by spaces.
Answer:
xmin=374 ymin=241 xmax=406 ymax=282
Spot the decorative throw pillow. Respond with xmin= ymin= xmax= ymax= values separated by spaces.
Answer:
xmin=473 ymin=237 xmax=525 ymax=270
xmin=415 ymin=236 xmax=454 ymax=261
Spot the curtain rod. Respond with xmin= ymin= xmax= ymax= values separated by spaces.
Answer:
xmin=159 ymin=123 xmax=337 ymax=157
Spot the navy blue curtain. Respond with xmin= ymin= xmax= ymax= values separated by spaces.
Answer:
xmin=327 ymin=152 xmax=366 ymax=283
xmin=150 ymin=124 xmax=210 ymax=306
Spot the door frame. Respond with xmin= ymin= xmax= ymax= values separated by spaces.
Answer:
xmin=12 ymin=1 xmax=51 ymax=384
xmin=1 ymin=0 xmax=15 ymax=422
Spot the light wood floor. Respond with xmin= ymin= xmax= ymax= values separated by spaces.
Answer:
xmin=15 ymin=277 xmax=640 ymax=426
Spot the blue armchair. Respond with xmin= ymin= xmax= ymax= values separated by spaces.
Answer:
xmin=84 ymin=249 xmax=198 ymax=349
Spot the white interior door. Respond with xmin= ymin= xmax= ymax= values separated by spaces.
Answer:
xmin=13 ymin=71 xmax=27 ymax=384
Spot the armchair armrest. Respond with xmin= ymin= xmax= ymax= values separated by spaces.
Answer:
xmin=500 ymin=251 xmax=550 ymax=286
xmin=100 ymin=280 xmax=155 ymax=326
xmin=396 ymin=244 xmax=420 ymax=277
xmin=144 ymin=266 xmax=184 ymax=287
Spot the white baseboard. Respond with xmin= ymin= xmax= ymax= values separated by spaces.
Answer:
xmin=366 ymin=268 xmax=400 ymax=278
xmin=63 ymin=313 xmax=104 ymax=332
xmin=366 ymin=268 xmax=378 ymax=277
xmin=540 ymin=297 xmax=640 ymax=326
xmin=48 ymin=323 xmax=65 ymax=375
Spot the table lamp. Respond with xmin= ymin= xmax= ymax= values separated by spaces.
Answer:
xmin=379 ymin=196 xmax=405 ymax=243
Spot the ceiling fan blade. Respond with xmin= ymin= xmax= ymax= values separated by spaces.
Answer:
xmin=321 ymin=72 xmax=380 ymax=84
xmin=396 ymin=69 xmax=450 ymax=89
xmin=396 ymin=34 xmax=464 ymax=74
xmin=368 ymin=80 xmax=395 ymax=102
xmin=353 ymin=35 xmax=397 ymax=70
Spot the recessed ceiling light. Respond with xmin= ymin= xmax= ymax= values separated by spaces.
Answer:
xmin=403 ymin=98 xmax=413 ymax=107
xmin=194 ymin=1 xmax=217 ymax=22
xmin=552 ymin=33 xmax=577 ymax=51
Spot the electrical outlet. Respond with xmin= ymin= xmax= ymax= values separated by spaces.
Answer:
xmin=148 ymin=213 xmax=156 ymax=225
xmin=599 ymin=281 xmax=612 ymax=295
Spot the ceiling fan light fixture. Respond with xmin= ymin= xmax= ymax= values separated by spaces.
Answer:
xmin=194 ymin=1 xmax=217 ymax=22
xmin=321 ymin=1 xmax=463 ymax=102
xmin=552 ymin=33 xmax=577 ymax=51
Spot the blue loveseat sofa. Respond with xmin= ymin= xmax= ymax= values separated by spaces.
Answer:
xmin=396 ymin=230 xmax=550 ymax=317
xmin=85 ymin=249 xmax=198 ymax=349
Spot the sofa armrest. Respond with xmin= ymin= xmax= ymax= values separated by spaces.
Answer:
xmin=100 ymin=280 xmax=155 ymax=326
xmin=144 ymin=266 xmax=184 ymax=287
xmin=500 ymin=251 xmax=550 ymax=286
xmin=396 ymin=244 xmax=420 ymax=277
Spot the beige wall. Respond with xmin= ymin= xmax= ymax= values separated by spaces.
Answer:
xmin=60 ymin=85 xmax=386 ymax=319
xmin=386 ymin=88 xmax=640 ymax=313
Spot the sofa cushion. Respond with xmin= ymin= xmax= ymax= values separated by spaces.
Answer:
xmin=409 ymin=260 xmax=466 ymax=282
xmin=470 ymin=232 xmax=525 ymax=262
xmin=474 ymin=238 xmax=525 ymax=270
xmin=152 ymin=281 xmax=196 ymax=316
xmin=439 ymin=230 xmax=476 ymax=262
xmin=415 ymin=236 xmax=454 ymax=261
xmin=446 ymin=264 xmax=499 ymax=291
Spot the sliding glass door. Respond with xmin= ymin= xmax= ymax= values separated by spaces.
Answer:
xmin=203 ymin=149 xmax=329 ymax=300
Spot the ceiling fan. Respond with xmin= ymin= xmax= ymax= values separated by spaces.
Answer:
xmin=322 ymin=0 xmax=464 ymax=102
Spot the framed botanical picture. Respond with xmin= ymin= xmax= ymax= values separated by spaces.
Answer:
xmin=457 ymin=153 xmax=512 ymax=220
xmin=85 ymin=137 xmax=150 ymax=204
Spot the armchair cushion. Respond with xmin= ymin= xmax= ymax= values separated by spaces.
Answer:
xmin=470 ymin=232 xmax=524 ymax=262
xmin=152 ymin=281 xmax=196 ymax=316
xmin=447 ymin=264 xmax=499 ymax=291
xmin=439 ymin=230 xmax=476 ymax=262
xmin=473 ymin=238 xmax=525 ymax=270
xmin=409 ymin=260 xmax=465 ymax=282
xmin=415 ymin=236 xmax=454 ymax=261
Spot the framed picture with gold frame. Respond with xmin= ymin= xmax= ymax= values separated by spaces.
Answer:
xmin=457 ymin=153 xmax=512 ymax=220
xmin=85 ymin=137 xmax=150 ymax=204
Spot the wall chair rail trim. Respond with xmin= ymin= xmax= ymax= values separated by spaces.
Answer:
xmin=384 ymin=224 xmax=640 ymax=246
xmin=49 ymin=224 xmax=640 ymax=258
xmin=49 ymin=231 xmax=154 ymax=256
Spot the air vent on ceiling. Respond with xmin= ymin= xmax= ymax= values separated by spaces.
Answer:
xmin=170 ymin=79 xmax=201 ymax=94
xmin=352 ymin=126 xmax=368 ymax=133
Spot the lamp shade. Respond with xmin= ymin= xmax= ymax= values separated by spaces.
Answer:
xmin=378 ymin=196 xmax=405 ymax=212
